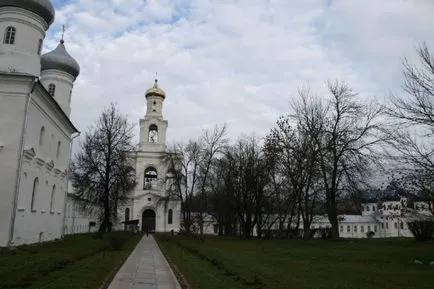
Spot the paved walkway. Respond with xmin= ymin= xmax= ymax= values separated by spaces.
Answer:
xmin=107 ymin=235 xmax=181 ymax=289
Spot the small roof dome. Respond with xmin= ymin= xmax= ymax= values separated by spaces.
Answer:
xmin=0 ymin=0 xmax=55 ymax=26
xmin=41 ymin=40 xmax=80 ymax=78
xmin=145 ymin=79 xmax=166 ymax=98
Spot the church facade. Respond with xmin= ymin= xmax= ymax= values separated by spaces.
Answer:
xmin=117 ymin=80 xmax=181 ymax=234
xmin=0 ymin=0 xmax=80 ymax=246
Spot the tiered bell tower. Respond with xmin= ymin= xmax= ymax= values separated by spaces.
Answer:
xmin=139 ymin=79 xmax=168 ymax=151
xmin=125 ymin=79 xmax=180 ymax=234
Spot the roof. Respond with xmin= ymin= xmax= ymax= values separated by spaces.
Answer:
xmin=0 ymin=0 xmax=55 ymax=26
xmin=339 ymin=215 xmax=377 ymax=223
xmin=41 ymin=41 xmax=80 ymax=78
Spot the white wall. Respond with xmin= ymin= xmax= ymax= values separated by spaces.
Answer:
xmin=64 ymin=196 xmax=98 ymax=235
xmin=0 ymin=75 xmax=30 ymax=246
xmin=11 ymin=88 xmax=72 ymax=245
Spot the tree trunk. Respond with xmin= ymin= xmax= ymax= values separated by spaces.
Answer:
xmin=303 ymin=218 xmax=311 ymax=239
xmin=327 ymin=197 xmax=339 ymax=239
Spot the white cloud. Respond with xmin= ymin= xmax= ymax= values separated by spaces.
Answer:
xmin=45 ymin=0 xmax=433 ymax=147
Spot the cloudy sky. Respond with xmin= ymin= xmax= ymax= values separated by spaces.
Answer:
xmin=44 ymin=0 xmax=434 ymax=146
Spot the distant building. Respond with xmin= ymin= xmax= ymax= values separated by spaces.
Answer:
xmin=198 ymin=195 xmax=433 ymax=239
xmin=0 ymin=0 xmax=80 ymax=246
xmin=64 ymin=184 xmax=98 ymax=235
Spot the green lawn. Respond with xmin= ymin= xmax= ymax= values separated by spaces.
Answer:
xmin=0 ymin=232 xmax=141 ymax=289
xmin=155 ymin=235 xmax=434 ymax=289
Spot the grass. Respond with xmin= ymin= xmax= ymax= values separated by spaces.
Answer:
xmin=0 ymin=232 xmax=141 ymax=289
xmin=155 ymin=234 xmax=434 ymax=289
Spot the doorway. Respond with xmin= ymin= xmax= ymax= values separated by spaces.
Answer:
xmin=142 ymin=209 xmax=156 ymax=233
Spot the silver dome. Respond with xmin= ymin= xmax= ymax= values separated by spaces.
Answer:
xmin=41 ymin=41 xmax=80 ymax=78
xmin=0 ymin=0 xmax=55 ymax=26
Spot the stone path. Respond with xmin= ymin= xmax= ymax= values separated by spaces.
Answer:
xmin=107 ymin=235 xmax=181 ymax=289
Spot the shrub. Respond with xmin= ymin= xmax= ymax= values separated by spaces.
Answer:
xmin=366 ymin=231 xmax=375 ymax=238
xmin=407 ymin=220 xmax=434 ymax=241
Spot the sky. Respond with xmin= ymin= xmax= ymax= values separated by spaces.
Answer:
xmin=43 ymin=0 xmax=434 ymax=147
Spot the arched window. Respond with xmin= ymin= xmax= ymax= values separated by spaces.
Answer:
xmin=125 ymin=208 xmax=130 ymax=222
xmin=144 ymin=167 xmax=157 ymax=189
xmin=168 ymin=209 xmax=173 ymax=225
xmin=148 ymin=124 xmax=158 ymax=143
xmin=39 ymin=126 xmax=45 ymax=146
xmin=48 ymin=84 xmax=56 ymax=97
xmin=31 ymin=177 xmax=39 ymax=211
xmin=4 ymin=26 xmax=16 ymax=44
xmin=56 ymin=141 xmax=61 ymax=159
xmin=37 ymin=39 xmax=43 ymax=55
xmin=50 ymin=185 xmax=56 ymax=212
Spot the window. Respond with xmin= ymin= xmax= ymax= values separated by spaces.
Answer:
xmin=39 ymin=126 xmax=45 ymax=146
xmin=31 ymin=177 xmax=39 ymax=211
xmin=56 ymin=141 xmax=61 ymax=159
xmin=37 ymin=39 xmax=42 ymax=54
xmin=168 ymin=209 xmax=173 ymax=225
xmin=4 ymin=26 xmax=16 ymax=44
xmin=367 ymin=225 xmax=371 ymax=232
xmin=144 ymin=167 xmax=158 ymax=189
xmin=354 ymin=225 xmax=357 ymax=232
xmin=48 ymin=83 xmax=56 ymax=97
xmin=381 ymin=223 xmax=384 ymax=229
xmin=148 ymin=124 xmax=158 ymax=143
xmin=125 ymin=208 xmax=130 ymax=222
xmin=374 ymin=225 xmax=377 ymax=232
xmin=367 ymin=206 xmax=370 ymax=211
xmin=373 ymin=206 xmax=376 ymax=211
xmin=347 ymin=225 xmax=350 ymax=233
xmin=49 ymin=185 xmax=56 ymax=213
xmin=394 ymin=222 xmax=397 ymax=229
xmin=361 ymin=225 xmax=364 ymax=233
xmin=400 ymin=222 xmax=403 ymax=229
xmin=386 ymin=223 xmax=389 ymax=229
xmin=340 ymin=225 xmax=343 ymax=233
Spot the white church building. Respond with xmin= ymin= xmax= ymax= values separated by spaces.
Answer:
xmin=116 ymin=80 xmax=182 ymax=234
xmin=0 ymin=0 xmax=80 ymax=246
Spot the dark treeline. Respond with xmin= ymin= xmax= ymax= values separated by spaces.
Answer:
xmin=164 ymin=43 xmax=434 ymax=239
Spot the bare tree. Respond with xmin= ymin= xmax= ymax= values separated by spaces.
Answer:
xmin=165 ymin=125 xmax=227 ymax=234
xmin=165 ymin=141 xmax=201 ymax=233
xmin=208 ymin=157 xmax=239 ymax=236
xmin=262 ymin=144 xmax=294 ymax=238
xmin=71 ymin=103 xmax=136 ymax=236
xmin=224 ymin=136 xmax=269 ymax=239
xmin=196 ymin=125 xmax=228 ymax=237
xmin=295 ymin=82 xmax=385 ymax=239
xmin=266 ymin=111 xmax=322 ymax=239
xmin=388 ymin=43 xmax=434 ymax=202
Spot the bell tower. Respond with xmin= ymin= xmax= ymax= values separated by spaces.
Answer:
xmin=139 ymin=79 xmax=168 ymax=151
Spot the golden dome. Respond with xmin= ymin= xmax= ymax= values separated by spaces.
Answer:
xmin=145 ymin=79 xmax=165 ymax=98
